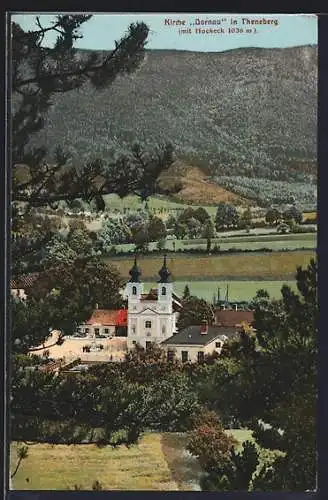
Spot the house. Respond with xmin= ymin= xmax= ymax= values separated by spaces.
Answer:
xmin=125 ymin=255 xmax=182 ymax=350
xmin=161 ymin=320 xmax=239 ymax=363
xmin=10 ymin=272 xmax=40 ymax=300
xmin=215 ymin=309 xmax=254 ymax=328
xmin=78 ymin=308 xmax=128 ymax=338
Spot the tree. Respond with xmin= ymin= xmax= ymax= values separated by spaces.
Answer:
xmin=147 ymin=215 xmax=167 ymax=242
xmin=215 ymin=203 xmax=239 ymax=230
xmin=12 ymin=17 xmax=174 ymax=207
xmin=265 ymin=208 xmax=281 ymax=226
xmin=98 ymin=219 xmax=131 ymax=249
xmin=178 ymin=207 xmax=196 ymax=224
xmin=183 ymin=284 xmax=191 ymax=300
xmin=186 ymin=217 xmax=202 ymax=239
xmin=283 ymin=206 xmax=302 ymax=224
xmin=174 ymin=222 xmax=188 ymax=239
xmin=202 ymin=218 xmax=215 ymax=252
xmin=12 ymin=16 xmax=174 ymax=278
xmin=194 ymin=207 xmax=211 ymax=224
xmin=215 ymin=260 xmax=317 ymax=491
xmin=166 ymin=214 xmax=177 ymax=230
xmin=43 ymin=236 xmax=78 ymax=267
xmin=177 ymin=296 xmax=215 ymax=330
xmin=134 ymin=227 xmax=149 ymax=253
xmin=239 ymin=207 xmax=252 ymax=229
xmin=12 ymin=257 xmax=124 ymax=354
xmin=10 ymin=15 xmax=175 ymax=450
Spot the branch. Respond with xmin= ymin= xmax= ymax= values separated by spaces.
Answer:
xmin=15 ymin=31 xmax=128 ymax=89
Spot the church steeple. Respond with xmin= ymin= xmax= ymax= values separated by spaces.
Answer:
xmin=129 ymin=256 xmax=141 ymax=283
xmin=158 ymin=254 xmax=171 ymax=283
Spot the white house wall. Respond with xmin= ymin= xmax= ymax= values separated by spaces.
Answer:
xmin=163 ymin=339 xmax=223 ymax=363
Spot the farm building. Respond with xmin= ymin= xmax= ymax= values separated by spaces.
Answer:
xmin=78 ymin=308 xmax=128 ymax=338
xmin=10 ymin=272 xmax=40 ymax=300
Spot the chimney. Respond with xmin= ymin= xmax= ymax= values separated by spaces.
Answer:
xmin=200 ymin=319 xmax=208 ymax=334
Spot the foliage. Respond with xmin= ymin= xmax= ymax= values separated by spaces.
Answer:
xmin=12 ymin=257 xmax=124 ymax=354
xmin=147 ymin=215 xmax=167 ymax=241
xmin=177 ymin=296 xmax=215 ymax=330
xmin=283 ymin=206 xmax=303 ymax=224
xmin=210 ymin=260 xmax=317 ymax=491
xmin=98 ymin=218 xmax=132 ymax=249
xmin=215 ymin=202 xmax=239 ymax=230
xmin=265 ymin=208 xmax=281 ymax=226
xmin=219 ymin=176 xmax=316 ymax=211
xmin=24 ymin=44 xmax=317 ymax=191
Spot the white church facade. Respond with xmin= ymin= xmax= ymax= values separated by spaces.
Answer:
xmin=124 ymin=256 xmax=182 ymax=350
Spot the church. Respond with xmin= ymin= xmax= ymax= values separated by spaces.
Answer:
xmin=124 ymin=255 xmax=182 ymax=350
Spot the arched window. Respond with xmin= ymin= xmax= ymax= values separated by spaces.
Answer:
xmin=145 ymin=320 xmax=152 ymax=328
xmin=132 ymin=286 xmax=137 ymax=295
xmin=162 ymin=286 xmax=166 ymax=296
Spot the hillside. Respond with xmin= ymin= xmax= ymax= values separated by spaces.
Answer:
xmin=18 ymin=45 xmax=317 ymax=208
xmin=158 ymin=161 xmax=252 ymax=205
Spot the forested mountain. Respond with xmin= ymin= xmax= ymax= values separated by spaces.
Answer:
xmin=23 ymin=45 xmax=317 ymax=207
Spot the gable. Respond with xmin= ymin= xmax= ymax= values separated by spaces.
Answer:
xmin=138 ymin=307 xmax=159 ymax=315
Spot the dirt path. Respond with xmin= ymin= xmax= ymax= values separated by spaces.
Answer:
xmin=160 ymin=433 xmax=203 ymax=491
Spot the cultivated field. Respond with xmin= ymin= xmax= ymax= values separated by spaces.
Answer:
xmin=144 ymin=280 xmax=298 ymax=302
xmin=104 ymin=250 xmax=315 ymax=281
xmin=113 ymin=232 xmax=316 ymax=254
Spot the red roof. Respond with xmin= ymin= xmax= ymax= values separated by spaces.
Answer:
xmin=86 ymin=309 xmax=127 ymax=326
xmin=215 ymin=309 xmax=254 ymax=327
xmin=10 ymin=272 xmax=40 ymax=289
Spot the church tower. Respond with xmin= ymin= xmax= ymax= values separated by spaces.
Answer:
xmin=157 ymin=254 xmax=173 ymax=314
xmin=126 ymin=256 xmax=143 ymax=303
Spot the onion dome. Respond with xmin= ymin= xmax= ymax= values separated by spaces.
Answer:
xmin=158 ymin=254 xmax=171 ymax=283
xmin=129 ymin=256 xmax=141 ymax=283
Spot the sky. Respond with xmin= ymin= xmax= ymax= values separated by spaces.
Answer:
xmin=12 ymin=13 xmax=317 ymax=52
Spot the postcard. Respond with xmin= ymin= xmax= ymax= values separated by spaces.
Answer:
xmin=8 ymin=12 xmax=317 ymax=493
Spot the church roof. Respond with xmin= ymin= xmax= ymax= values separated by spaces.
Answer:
xmin=162 ymin=325 xmax=239 ymax=346
xmin=157 ymin=254 xmax=172 ymax=283
xmin=129 ymin=256 xmax=141 ymax=283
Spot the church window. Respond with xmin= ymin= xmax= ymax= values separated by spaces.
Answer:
xmin=162 ymin=325 xmax=166 ymax=334
xmin=132 ymin=286 xmax=137 ymax=295
xmin=162 ymin=286 xmax=166 ymax=296
xmin=145 ymin=320 xmax=152 ymax=328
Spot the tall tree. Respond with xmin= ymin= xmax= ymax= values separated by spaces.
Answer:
xmin=177 ymin=296 xmax=215 ymax=330
xmin=214 ymin=260 xmax=317 ymax=491
xmin=215 ymin=203 xmax=239 ymax=230
xmin=11 ymin=16 xmax=174 ymax=276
